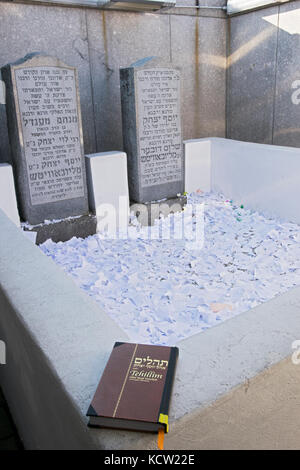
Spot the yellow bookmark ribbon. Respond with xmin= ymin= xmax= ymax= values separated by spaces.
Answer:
xmin=157 ymin=429 xmax=165 ymax=450
xmin=158 ymin=413 xmax=169 ymax=449
xmin=158 ymin=413 xmax=169 ymax=433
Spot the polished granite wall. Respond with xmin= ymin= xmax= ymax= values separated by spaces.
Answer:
xmin=0 ymin=0 xmax=228 ymax=163
xmin=2 ymin=0 xmax=299 ymax=162
xmin=227 ymin=0 xmax=300 ymax=147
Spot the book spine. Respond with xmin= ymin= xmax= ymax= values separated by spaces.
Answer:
xmin=158 ymin=347 xmax=179 ymax=433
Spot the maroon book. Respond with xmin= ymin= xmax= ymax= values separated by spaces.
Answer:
xmin=87 ymin=342 xmax=179 ymax=433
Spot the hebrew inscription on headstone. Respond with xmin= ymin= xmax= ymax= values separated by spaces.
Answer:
xmin=2 ymin=53 xmax=88 ymax=224
xmin=120 ymin=57 xmax=184 ymax=204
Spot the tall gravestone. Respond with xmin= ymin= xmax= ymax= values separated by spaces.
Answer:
xmin=1 ymin=53 xmax=89 ymax=226
xmin=120 ymin=57 xmax=184 ymax=205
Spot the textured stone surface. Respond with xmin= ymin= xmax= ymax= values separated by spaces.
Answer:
xmin=0 ymin=3 xmax=227 ymax=155
xmin=131 ymin=195 xmax=187 ymax=226
xmin=227 ymin=0 xmax=300 ymax=148
xmin=86 ymin=9 xmax=227 ymax=151
xmin=2 ymin=53 xmax=89 ymax=224
xmin=86 ymin=10 xmax=171 ymax=152
xmin=0 ymin=2 xmax=96 ymax=155
xmin=23 ymin=214 xmax=97 ymax=245
xmin=227 ymin=6 xmax=279 ymax=144
xmin=120 ymin=57 xmax=184 ymax=203
xmin=165 ymin=357 xmax=300 ymax=450
xmin=273 ymin=1 xmax=300 ymax=147
xmin=170 ymin=14 xmax=227 ymax=140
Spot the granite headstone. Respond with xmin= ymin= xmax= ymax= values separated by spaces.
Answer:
xmin=1 ymin=53 xmax=89 ymax=225
xmin=120 ymin=57 xmax=184 ymax=204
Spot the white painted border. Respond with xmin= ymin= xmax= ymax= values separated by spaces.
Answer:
xmin=0 ymin=163 xmax=20 ymax=227
xmin=0 ymin=205 xmax=300 ymax=449
xmin=185 ymin=137 xmax=300 ymax=225
xmin=85 ymin=151 xmax=130 ymax=231
xmin=1 ymin=137 xmax=300 ymax=449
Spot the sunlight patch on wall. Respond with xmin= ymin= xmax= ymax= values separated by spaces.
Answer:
xmin=263 ymin=8 xmax=300 ymax=35
xmin=227 ymin=0 xmax=290 ymax=16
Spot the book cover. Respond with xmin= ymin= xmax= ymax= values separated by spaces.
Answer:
xmin=87 ymin=342 xmax=178 ymax=433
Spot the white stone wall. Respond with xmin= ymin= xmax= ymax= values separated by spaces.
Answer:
xmin=185 ymin=137 xmax=300 ymax=224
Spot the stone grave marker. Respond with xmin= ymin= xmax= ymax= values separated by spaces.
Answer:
xmin=120 ymin=57 xmax=184 ymax=208
xmin=1 ymin=53 xmax=89 ymax=226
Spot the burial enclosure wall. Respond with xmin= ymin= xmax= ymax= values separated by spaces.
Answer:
xmin=2 ymin=0 xmax=300 ymax=160
xmin=227 ymin=0 xmax=300 ymax=147
xmin=0 ymin=0 xmax=227 ymax=163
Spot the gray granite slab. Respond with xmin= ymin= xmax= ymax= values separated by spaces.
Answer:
xmin=86 ymin=10 xmax=171 ymax=153
xmin=23 ymin=214 xmax=97 ymax=245
xmin=131 ymin=195 xmax=187 ymax=226
xmin=170 ymin=14 xmax=227 ymax=140
xmin=2 ymin=53 xmax=89 ymax=224
xmin=227 ymin=6 xmax=279 ymax=144
xmin=120 ymin=57 xmax=184 ymax=203
xmin=0 ymin=2 xmax=96 ymax=155
xmin=273 ymin=1 xmax=300 ymax=147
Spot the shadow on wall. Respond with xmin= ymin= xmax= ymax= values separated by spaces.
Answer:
xmin=227 ymin=2 xmax=300 ymax=148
